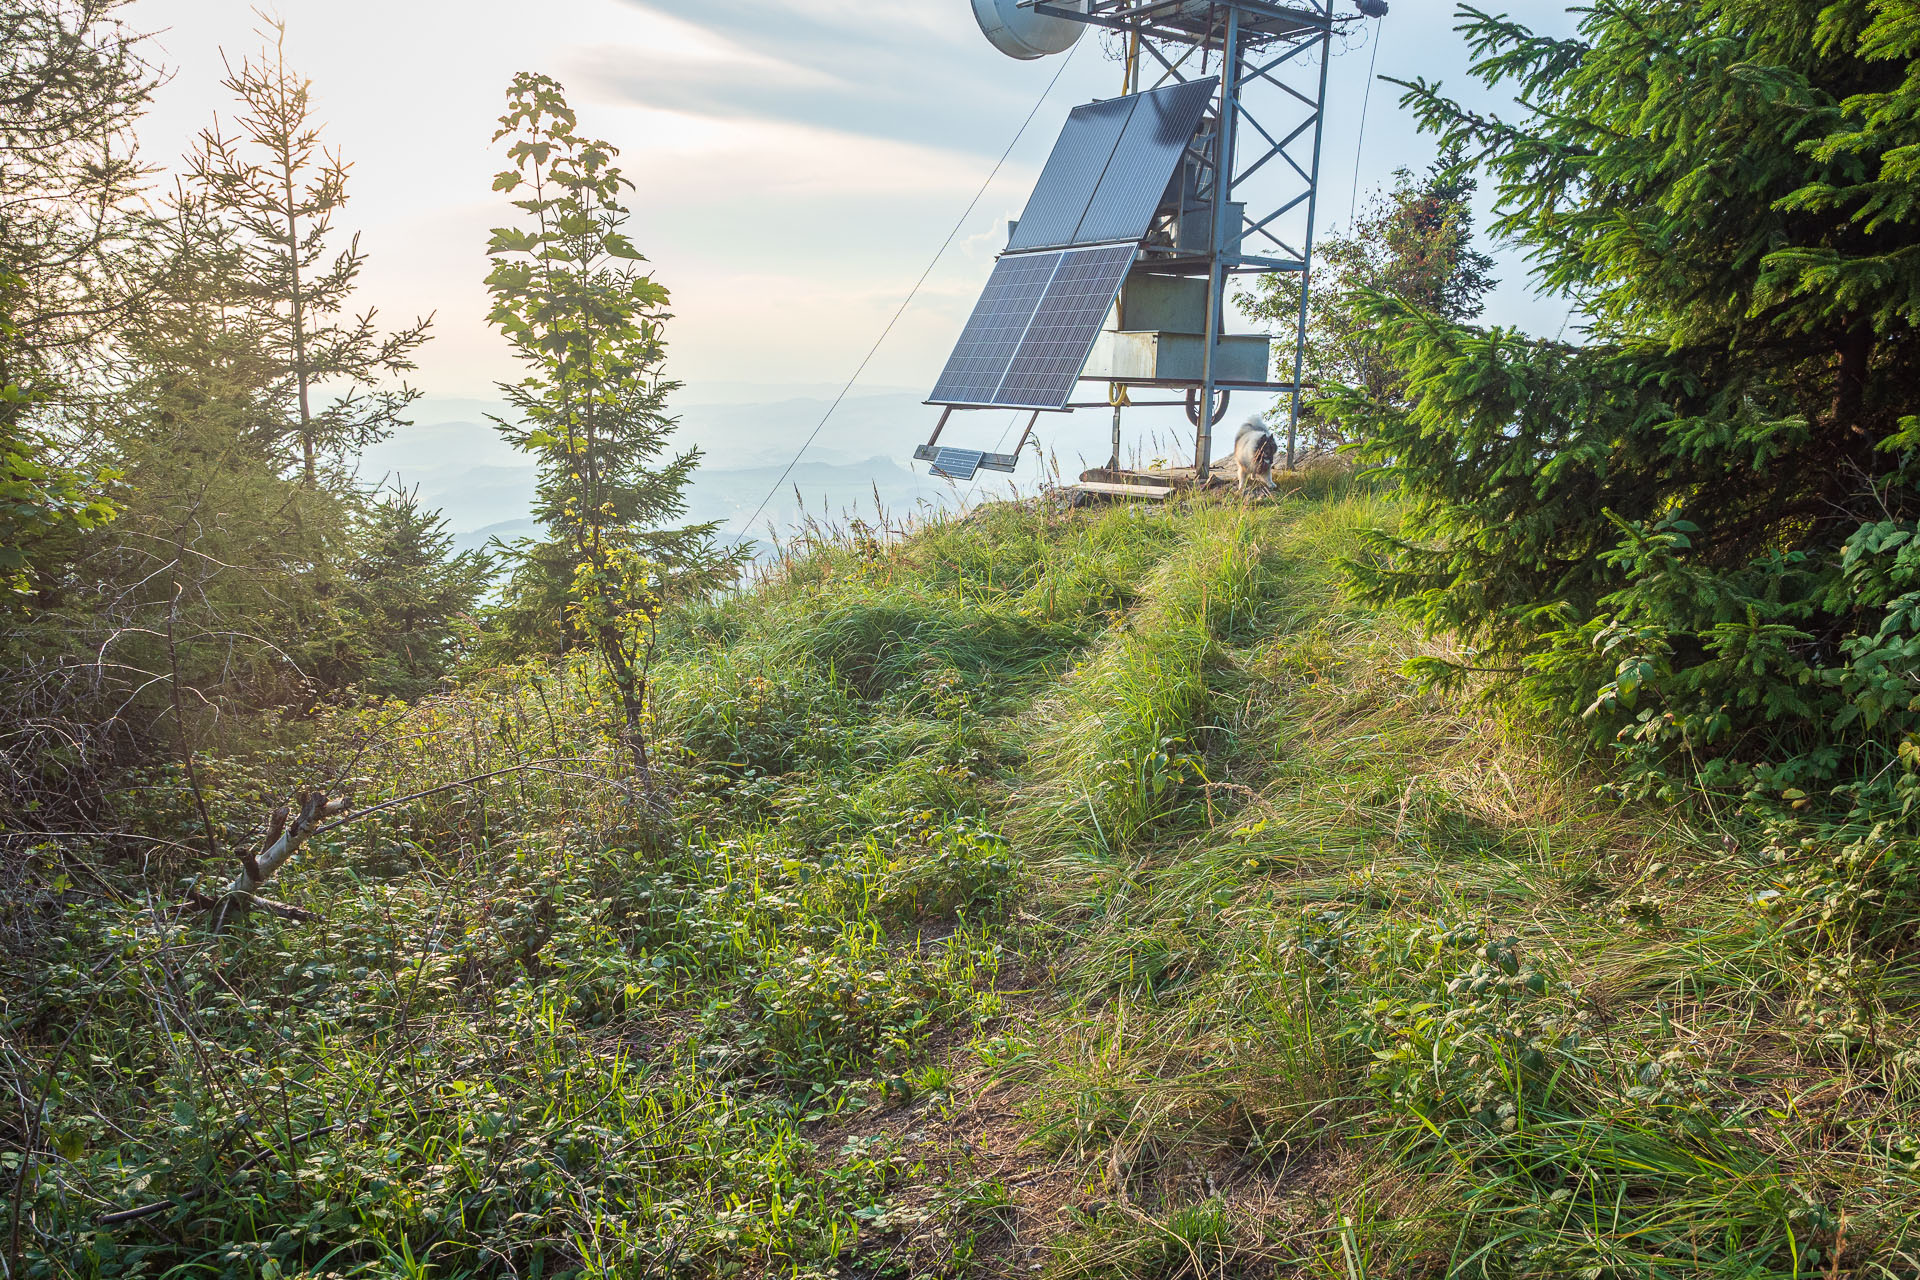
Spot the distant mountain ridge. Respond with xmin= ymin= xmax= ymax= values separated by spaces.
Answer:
xmin=359 ymin=389 xmax=964 ymax=556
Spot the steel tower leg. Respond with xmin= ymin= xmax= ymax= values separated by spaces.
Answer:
xmin=1286 ymin=7 xmax=1334 ymax=470
xmin=1195 ymin=4 xmax=1242 ymax=480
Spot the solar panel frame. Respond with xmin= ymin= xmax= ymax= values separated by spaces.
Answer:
xmin=1004 ymin=77 xmax=1218 ymax=253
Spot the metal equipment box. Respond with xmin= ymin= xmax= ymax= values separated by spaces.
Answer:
xmin=1116 ymin=274 xmax=1209 ymax=333
xmin=1081 ymin=330 xmax=1272 ymax=384
xmin=1175 ymin=200 xmax=1244 ymax=257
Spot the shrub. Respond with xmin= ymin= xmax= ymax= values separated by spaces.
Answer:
xmin=876 ymin=815 xmax=1016 ymax=924
xmin=736 ymin=923 xmax=998 ymax=1085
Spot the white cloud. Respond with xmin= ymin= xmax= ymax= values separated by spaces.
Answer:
xmin=126 ymin=0 xmax=1588 ymax=430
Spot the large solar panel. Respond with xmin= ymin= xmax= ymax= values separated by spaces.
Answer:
xmin=1076 ymin=78 xmax=1219 ymax=246
xmin=927 ymin=254 xmax=1058 ymax=406
xmin=1005 ymin=96 xmax=1134 ymax=253
xmin=998 ymin=244 xmax=1137 ymax=407
xmin=929 ymin=243 xmax=1136 ymax=409
xmin=1006 ymin=77 xmax=1217 ymax=253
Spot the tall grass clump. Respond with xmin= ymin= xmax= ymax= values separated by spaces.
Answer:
xmin=654 ymin=645 xmax=857 ymax=776
xmin=1021 ymin=502 xmax=1286 ymax=855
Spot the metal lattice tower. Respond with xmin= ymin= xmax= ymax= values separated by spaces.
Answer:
xmin=922 ymin=0 xmax=1353 ymax=485
xmin=1061 ymin=0 xmax=1336 ymax=472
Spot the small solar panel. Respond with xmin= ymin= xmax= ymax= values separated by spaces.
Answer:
xmin=928 ymin=447 xmax=984 ymax=481
xmin=1006 ymin=77 xmax=1218 ymax=253
xmin=929 ymin=243 xmax=1136 ymax=410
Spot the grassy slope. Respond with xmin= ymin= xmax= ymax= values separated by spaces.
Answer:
xmin=13 ymin=486 xmax=1920 ymax=1278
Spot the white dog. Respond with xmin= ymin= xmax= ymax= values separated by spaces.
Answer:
xmin=1232 ymin=418 xmax=1278 ymax=494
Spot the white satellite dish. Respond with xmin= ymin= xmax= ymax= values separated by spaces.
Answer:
xmin=971 ymin=0 xmax=1087 ymax=59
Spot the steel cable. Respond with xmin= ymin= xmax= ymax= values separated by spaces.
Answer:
xmin=736 ymin=42 xmax=1084 ymax=546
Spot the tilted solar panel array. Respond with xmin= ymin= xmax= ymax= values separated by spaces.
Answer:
xmin=929 ymin=243 xmax=1137 ymax=409
xmin=1006 ymin=76 xmax=1218 ymax=253
xmin=929 ymin=78 xmax=1218 ymax=410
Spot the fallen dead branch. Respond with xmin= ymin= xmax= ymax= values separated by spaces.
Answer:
xmin=190 ymin=757 xmax=632 ymax=931
xmin=193 ymin=787 xmax=349 ymax=932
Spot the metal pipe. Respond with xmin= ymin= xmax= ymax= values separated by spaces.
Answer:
xmin=1285 ymin=2 xmax=1333 ymax=471
xmin=1195 ymin=2 xmax=1241 ymax=478
xmin=1065 ymin=399 xmax=1192 ymax=409
xmin=927 ymin=405 xmax=955 ymax=447
xmin=1012 ymin=409 xmax=1043 ymax=462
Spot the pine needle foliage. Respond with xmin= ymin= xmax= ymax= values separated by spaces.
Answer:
xmin=1335 ymin=1 xmax=1920 ymax=801
xmin=332 ymin=487 xmax=491 ymax=700
xmin=0 ymin=0 xmax=152 ymax=618
xmin=0 ymin=0 xmax=155 ymax=361
xmin=188 ymin=20 xmax=430 ymax=486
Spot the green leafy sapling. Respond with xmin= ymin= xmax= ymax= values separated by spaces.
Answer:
xmin=485 ymin=71 xmax=742 ymax=776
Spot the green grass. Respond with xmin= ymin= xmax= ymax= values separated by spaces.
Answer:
xmin=10 ymin=482 xmax=1920 ymax=1278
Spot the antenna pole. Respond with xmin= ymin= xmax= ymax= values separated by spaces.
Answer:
xmin=1195 ymin=2 xmax=1243 ymax=480
xmin=933 ymin=0 xmax=1348 ymax=490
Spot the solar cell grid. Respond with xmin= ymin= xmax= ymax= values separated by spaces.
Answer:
xmin=998 ymin=244 xmax=1137 ymax=407
xmin=929 ymin=447 xmax=984 ymax=481
xmin=928 ymin=252 xmax=1058 ymax=406
xmin=1005 ymin=77 xmax=1217 ymax=253
xmin=929 ymin=243 xmax=1136 ymax=410
xmin=1074 ymin=77 xmax=1217 ymax=246
xmin=1006 ymin=95 xmax=1134 ymax=253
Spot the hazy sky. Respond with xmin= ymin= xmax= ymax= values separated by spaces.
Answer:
xmin=125 ymin=1 xmax=1583 ymax=460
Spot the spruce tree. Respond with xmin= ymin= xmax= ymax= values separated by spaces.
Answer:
xmin=485 ymin=72 xmax=741 ymax=775
xmin=0 ymin=272 xmax=116 ymax=613
xmin=188 ymin=20 xmax=430 ymax=485
xmin=335 ymin=487 xmax=491 ymax=700
xmin=0 ymin=0 xmax=154 ymax=363
xmin=90 ymin=190 xmax=348 ymax=716
xmin=1336 ymin=2 xmax=1920 ymax=800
